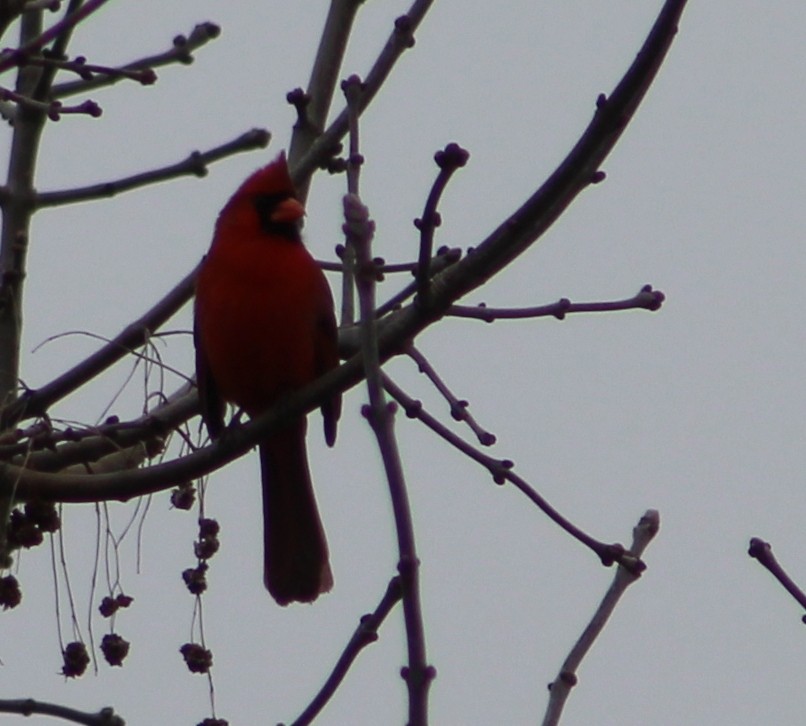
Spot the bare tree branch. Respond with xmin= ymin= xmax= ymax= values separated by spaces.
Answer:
xmin=1 ymin=0 xmax=688 ymax=518
xmin=292 ymin=0 xmax=434 ymax=185
xmin=416 ymin=143 xmax=469 ymax=302
xmin=293 ymin=577 xmax=403 ymax=726
xmin=344 ymin=80 xmax=432 ymax=721
xmin=447 ymin=285 xmax=665 ymax=321
xmin=0 ymin=697 xmax=124 ymax=725
xmin=35 ymin=128 xmax=271 ymax=207
xmin=0 ymin=4 xmax=50 ymax=567
xmin=0 ymin=84 xmax=100 ymax=118
xmin=0 ymin=268 xmax=198 ymax=427
xmin=27 ymin=53 xmax=157 ymax=87
xmin=542 ymin=510 xmax=660 ymax=726
xmin=0 ymin=0 xmax=111 ymax=74
xmin=288 ymin=0 xmax=364 ymax=203
xmin=748 ymin=537 xmax=806 ymax=619
xmin=382 ymin=374 xmax=639 ymax=571
xmin=404 ymin=343 xmax=495 ymax=445
xmin=52 ymin=22 xmax=221 ymax=98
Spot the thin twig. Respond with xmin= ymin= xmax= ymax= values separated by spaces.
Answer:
xmin=27 ymin=53 xmax=157 ymax=86
xmin=293 ymin=577 xmax=403 ymax=726
xmin=53 ymin=22 xmax=221 ymax=98
xmin=383 ymin=374 xmax=639 ymax=571
xmin=0 ymin=267 xmax=198 ymax=427
xmin=30 ymin=0 xmax=83 ymax=103
xmin=288 ymin=0 xmax=364 ymax=202
xmin=748 ymin=537 xmax=806 ymax=619
xmin=448 ymin=285 xmax=665 ymax=321
xmin=353 ymin=205 xmax=433 ymax=721
xmin=319 ymin=258 xmax=415 ymax=274
xmin=0 ymin=85 xmax=100 ymax=119
xmin=292 ymin=0 xmax=434 ymax=186
xmin=415 ymin=143 xmax=469 ymax=301
xmin=405 ymin=343 xmax=495 ymax=445
xmin=542 ymin=510 xmax=660 ymax=726
xmin=0 ymin=0 xmax=112 ymax=74
xmin=338 ymin=74 xmax=365 ymax=326
xmin=36 ymin=128 xmax=271 ymax=207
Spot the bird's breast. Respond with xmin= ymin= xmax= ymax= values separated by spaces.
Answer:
xmin=196 ymin=236 xmax=329 ymax=414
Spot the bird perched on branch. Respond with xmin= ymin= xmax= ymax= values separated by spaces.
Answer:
xmin=194 ymin=152 xmax=340 ymax=605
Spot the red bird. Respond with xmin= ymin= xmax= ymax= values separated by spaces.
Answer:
xmin=194 ymin=153 xmax=341 ymax=605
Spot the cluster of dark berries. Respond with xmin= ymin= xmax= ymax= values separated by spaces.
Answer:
xmin=61 ymin=641 xmax=90 ymax=678
xmin=98 ymin=593 xmax=134 ymax=618
xmin=180 ymin=642 xmax=213 ymax=674
xmin=182 ymin=518 xmax=219 ymax=596
xmin=193 ymin=518 xmax=220 ymax=560
xmin=100 ymin=633 xmax=130 ymax=667
xmin=0 ymin=575 xmax=21 ymax=609
xmin=170 ymin=482 xmax=196 ymax=510
xmin=6 ymin=501 xmax=60 ymax=550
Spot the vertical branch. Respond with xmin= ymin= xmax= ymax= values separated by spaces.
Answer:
xmin=343 ymin=83 xmax=433 ymax=724
xmin=0 ymin=8 xmax=46 ymax=403
xmin=0 ymin=7 xmax=49 ymax=558
xmin=292 ymin=0 xmax=432 ymax=184
xmin=415 ymin=143 xmax=468 ymax=302
xmin=287 ymin=0 xmax=364 ymax=329
xmin=288 ymin=0 xmax=364 ymax=204
xmin=32 ymin=0 xmax=84 ymax=102
xmin=338 ymin=75 xmax=364 ymax=327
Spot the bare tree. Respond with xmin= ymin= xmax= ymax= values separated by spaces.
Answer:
xmin=0 ymin=2 xmax=688 ymax=724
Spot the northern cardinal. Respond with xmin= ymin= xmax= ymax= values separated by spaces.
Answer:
xmin=194 ymin=152 xmax=341 ymax=605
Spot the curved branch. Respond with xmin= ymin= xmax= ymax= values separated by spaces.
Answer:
xmin=416 ymin=143 xmax=469 ymax=301
xmin=1 ymin=0 xmax=688 ymax=506
xmin=2 ymin=349 xmax=370 ymax=501
xmin=404 ymin=344 xmax=495 ymax=445
xmin=418 ymin=0 xmax=687 ymax=307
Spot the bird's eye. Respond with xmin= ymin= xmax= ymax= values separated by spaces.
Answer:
xmin=253 ymin=192 xmax=288 ymax=218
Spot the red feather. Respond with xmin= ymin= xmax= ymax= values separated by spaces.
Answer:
xmin=194 ymin=153 xmax=340 ymax=605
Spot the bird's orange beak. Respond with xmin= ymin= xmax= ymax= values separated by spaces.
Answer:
xmin=271 ymin=197 xmax=305 ymax=224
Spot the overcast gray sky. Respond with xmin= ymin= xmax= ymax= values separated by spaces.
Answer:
xmin=2 ymin=1 xmax=806 ymax=724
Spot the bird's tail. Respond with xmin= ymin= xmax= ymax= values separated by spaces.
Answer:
xmin=259 ymin=420 xmax=333 ymax=605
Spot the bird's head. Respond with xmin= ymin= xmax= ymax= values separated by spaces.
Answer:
xmin=216 ymin=152 xmax=305 ymax=239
